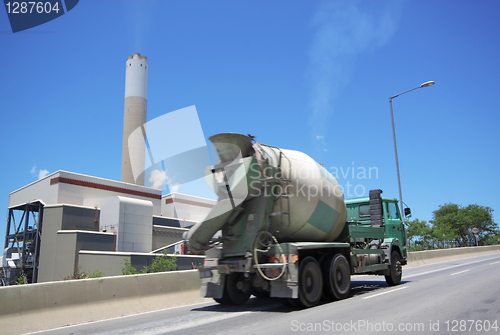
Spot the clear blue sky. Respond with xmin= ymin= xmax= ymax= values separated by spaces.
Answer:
xmin=1 ymin=0 xmax=499 ymax=238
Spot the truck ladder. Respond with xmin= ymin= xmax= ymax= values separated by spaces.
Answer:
xmin=267 ymin=149 xmax=292 ymax=228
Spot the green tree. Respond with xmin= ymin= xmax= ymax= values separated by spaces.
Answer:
xmin=405 ymin=219 xmax=433 ymax=251
xmin=431 ymin=203 xmax=499 ymax=247
xmin=430 ymin=204 xmax=461 ymax=248
xmin=461 ymin=204 xmax=499 ymax=246
xmin=482 ymin=232 xmax=500 ymax=246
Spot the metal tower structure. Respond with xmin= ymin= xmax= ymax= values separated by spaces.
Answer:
xmin=3 ymin=201 xmax=44 ymax=284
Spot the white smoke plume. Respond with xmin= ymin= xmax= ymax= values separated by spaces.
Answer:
xmin=124 ymin=0 xmax=159 ymax=51
xmin=149 ymin=169 xmax=166 ymax=189
xmin=168 ymin=183 xmax=180 ymax=193
xmin=307 ymin=1 xmax=401 ymax=145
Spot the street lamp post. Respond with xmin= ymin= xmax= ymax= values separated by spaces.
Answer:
xmin=389 ymin=81 xmax=434 ymax=221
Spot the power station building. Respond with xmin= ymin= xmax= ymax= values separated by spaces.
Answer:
xmin=3 ymin=171 xmax=214 ymax=284
xmin=1 ymin=53 xmax=215 ymax=285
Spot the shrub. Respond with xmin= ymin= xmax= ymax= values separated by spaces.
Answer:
xmin=64 ymin=267 xmax=104 ymax=280
xmin=121 ymin=258 xmax=139 ymax=275
xmin=121 ymin=251 xmax=177 ymax=275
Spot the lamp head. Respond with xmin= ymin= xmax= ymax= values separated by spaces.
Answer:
xmin=420 ymin=81 xmax=435 ymax=88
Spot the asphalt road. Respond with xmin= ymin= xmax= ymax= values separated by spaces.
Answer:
xmin=33 ymin=253 xmax=500 ymax=335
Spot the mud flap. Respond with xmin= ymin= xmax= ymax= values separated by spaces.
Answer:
xmin=201 ymin=272 xmax=225 ymax=299
xmin=271 ymin=281 xmax=298 ymax=298
xmin=270 ymin=256 xmax=299 ymax=299
xmin=379 ymin=241 xmax=393 ymax=276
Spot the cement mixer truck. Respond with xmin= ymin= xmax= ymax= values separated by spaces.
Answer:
xmin=185 ymin=133 xmax=409 ymax=308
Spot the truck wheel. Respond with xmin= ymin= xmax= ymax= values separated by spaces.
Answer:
xmin=214 ymin=273 xmax=250 ymax=305
xmin=322 ymin=253 xmax=351 ymax=300
xmin=298 ymin=257 xmax=323 ymax=308
xmin=385 ymin=251 xmax=402 ymax=286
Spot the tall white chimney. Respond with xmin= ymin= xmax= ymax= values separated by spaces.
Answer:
xmin=121 ymin=53 xmax=148 ymax=185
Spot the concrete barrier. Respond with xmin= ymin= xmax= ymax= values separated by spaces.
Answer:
xmin=1 ymin=245 xmax=500 ymax=335
xmin=406 ymin=245 xmax=500 ymax=267
xmin=0 ymin=270 xmax=205 ymax=335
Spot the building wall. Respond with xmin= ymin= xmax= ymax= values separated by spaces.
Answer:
xmin=8 ymin=170 xmax=162 ymax=215
xmin=83 ymin=196 xmax=120 ymax=233
xmin=117 ymin=197 xmax=153 ymax=252
xmin=152 ymin=224 xmax=188 ymax=251
xmin=52 ymin=231 xmax=78 ymax=281
xmin=83 ymin=196 xmax=154 ymax=252
xmin=78 ymin=251 xmax=128 ymax=277
xmin=152 ymin=216 xmax=197 ymax=228
xmin=37 ymin=204 xmax=114 ymax=283
xmin=8 ymin=175 xmax=58 ymax=209
xmin=162 ymin=193 xmax=216 ymax=225
xmin=78 ymin=251 xmax=204 ymax=277
xmin=37 ymin=205 xmax=65 ymax=282
xmin=43 ymin=231 xmax=115 ymax=282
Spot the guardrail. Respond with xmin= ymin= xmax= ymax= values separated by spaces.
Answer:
xmin=0 ymin=269 xmax=205 ymax=335
xmin=406 ymin=244 xmax=500 ymax=267
xmin=0 ymin=245 xmax=499 ymax=335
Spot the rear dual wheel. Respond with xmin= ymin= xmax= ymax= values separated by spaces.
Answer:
xmin=322 ymin=253 xmax=351 ymax=300
xmin=296 ymin=256 xmax=323 ymax=308
xmin=284 ymin=255 xmax=351 ymax=308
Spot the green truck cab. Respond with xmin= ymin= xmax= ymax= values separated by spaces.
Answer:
xmin=344 ymin=194 xmax=408 ymax=263
xmin=339 ymin=190 xmax=408 ymax=286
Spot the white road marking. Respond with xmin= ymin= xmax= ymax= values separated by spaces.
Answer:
xmin=362 ymin=286 xmax=408 ymax=300
xmin=24 ymin=300 xmax=214 ymax=335
xmin=404 ymin=264 xmax=461 ymax=278
xmin=489 ymin=261 xmax=500 ymax=265
xmin=451 ymin=269 xmax=470 ymax=276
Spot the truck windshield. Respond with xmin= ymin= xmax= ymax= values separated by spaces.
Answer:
xmin=388 ymin=202 xmax=400 ymax=219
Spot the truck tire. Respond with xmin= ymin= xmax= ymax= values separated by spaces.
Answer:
xmin=385 ymin=251 xmax=402 ymax=286
xmin=322 ymin=253 xmax=351 ymax=300
xmin=298 ymin=257 xmax=323 ymax=308
xmin=214 ymin=273 xmax=250 ymax=305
